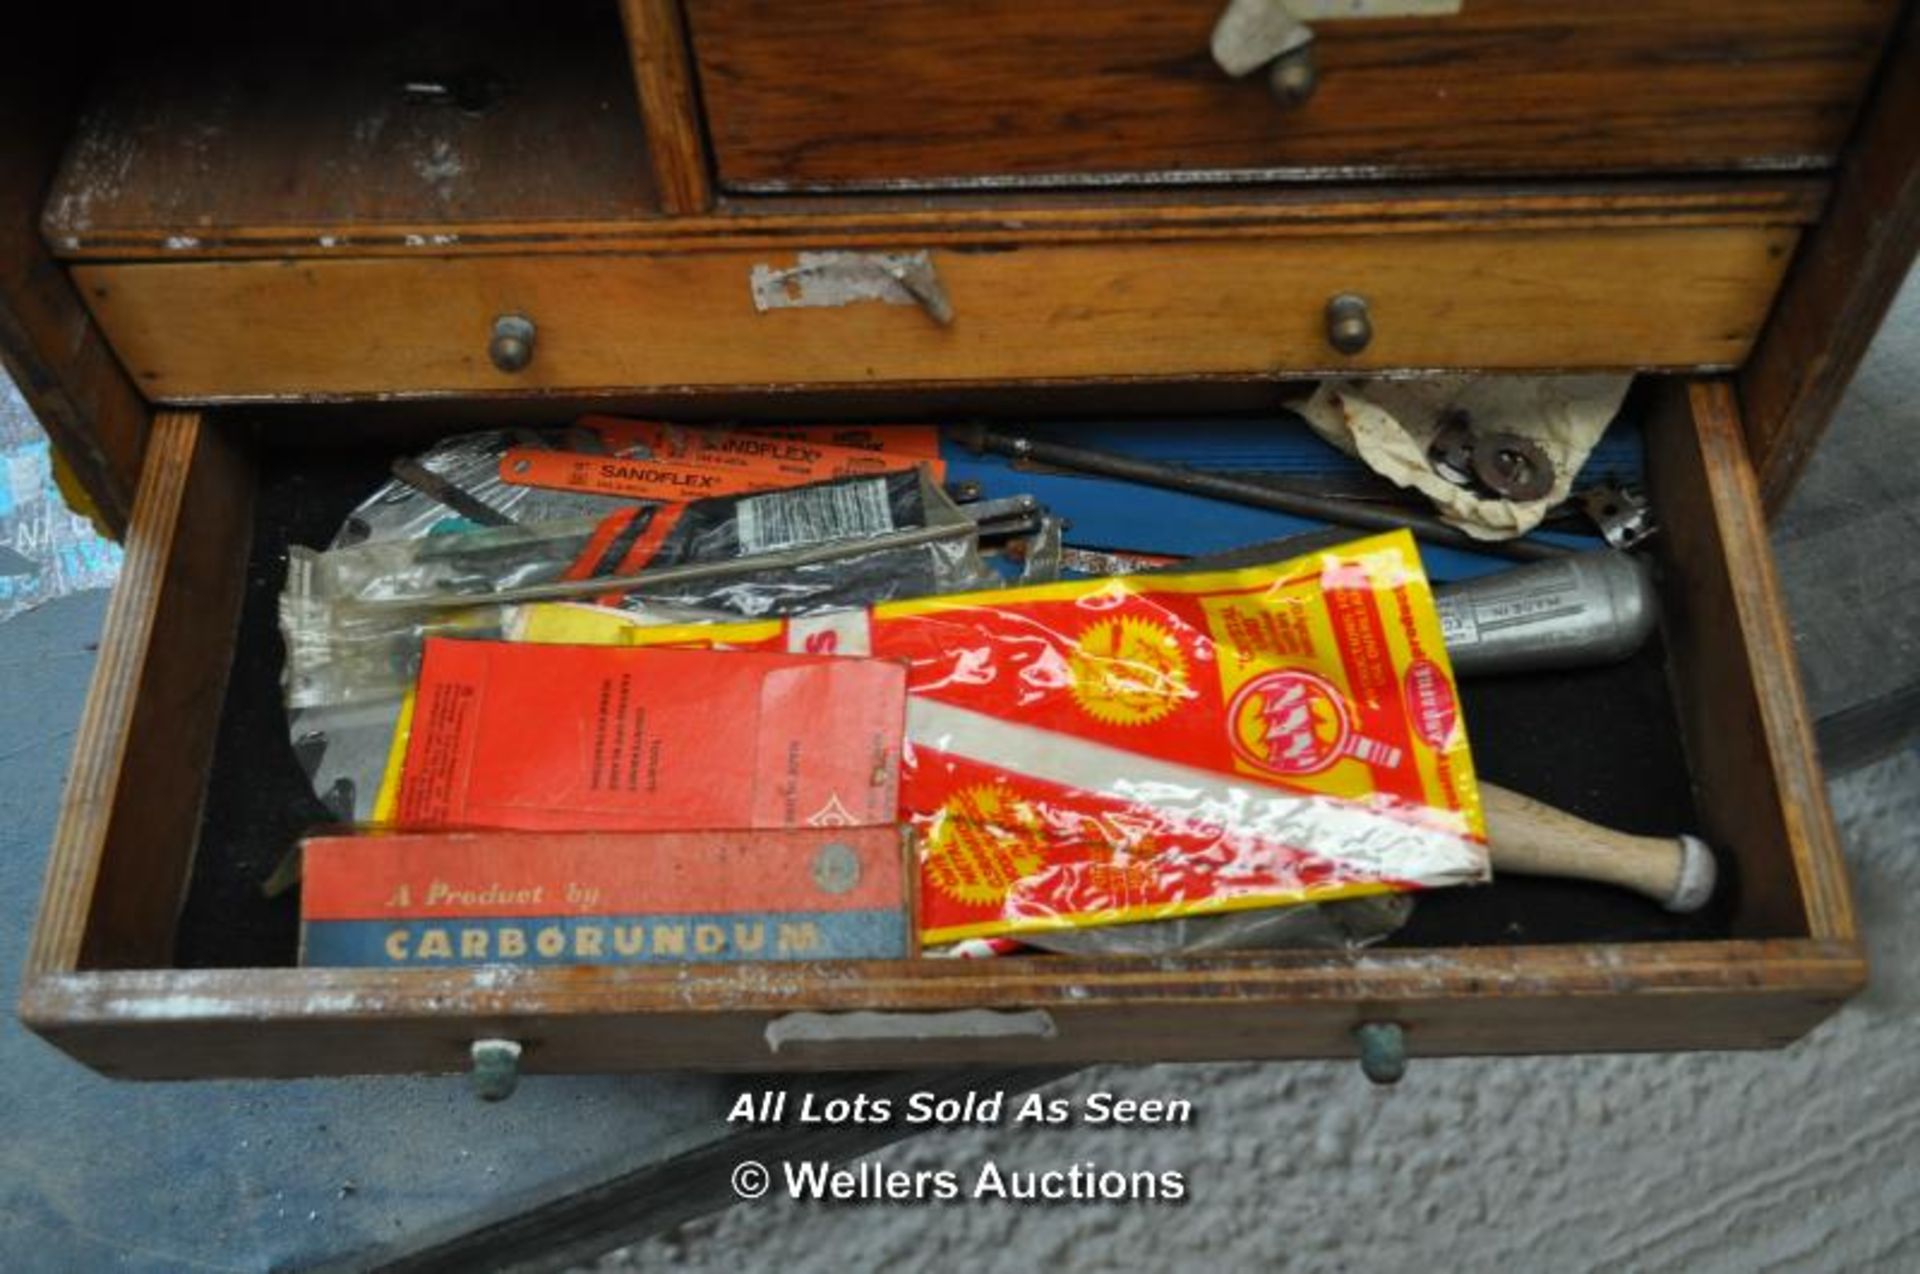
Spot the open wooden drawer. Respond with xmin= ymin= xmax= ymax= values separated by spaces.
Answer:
xmin=16 ymin=376 xmax=1861 ymax=1081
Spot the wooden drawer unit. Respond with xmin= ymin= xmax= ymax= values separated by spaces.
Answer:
xmin=685 ymin=0 xmax=1901 ymax=192
xmin=21 ymin=1 xmax=1866 ymax=402
xmin=15 ymin=382 xmax=1864 ymax=1078
xmin=6 ymin=3 xmax=1916 ymax=1082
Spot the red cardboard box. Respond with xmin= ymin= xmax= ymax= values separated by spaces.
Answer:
xmin=391 ymin=638 xmax=908 ymax=832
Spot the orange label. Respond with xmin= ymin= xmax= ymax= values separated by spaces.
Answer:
xmin=498 ymin=418 xmax=941 ymax=501
xmin=560 ymin=504 xmax=690 ymax=606
xmin=740 ymin=423 xmax=944 ymax=461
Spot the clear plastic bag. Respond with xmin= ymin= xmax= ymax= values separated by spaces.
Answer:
xmin=282 ymin=596 xmax=724 ymax=822
xmin=282 ymin=431 xmax=990 ymax=821
xmin=328 ymin=420 xmax=944 ymax=549
xmin=301 ymin=469 xmax=985 ymax=611
xmin=281 ymin=516 xmax=606 ymax=711
xmin=1012 ymin=892 xmax=1413 ymax=956
xmin=569 ymin=468 xmax=992 ymax=618
xmin=335 ymin=431 xmax=622 ymax=547
xmin=283 ymin=470 xmax=989 ymax=701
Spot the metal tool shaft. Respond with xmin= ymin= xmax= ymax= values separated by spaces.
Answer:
xmin=959 ymin=426 xmax=1569 ymax=562
xmin=357 ymin=521 xmax=973 ymax=612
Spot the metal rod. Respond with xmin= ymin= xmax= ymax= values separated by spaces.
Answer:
xmin=389 ymin=458 xmax=516 ymax=528
xmin=956 ymin=426 xmax=1571 ymax=562
xmin=356 ymin=521 xmax=974 ymax=613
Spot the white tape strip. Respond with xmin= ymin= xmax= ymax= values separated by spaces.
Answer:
xmin=750 ymin=252 xmax=936 ymax=313
xmin=906 ymin=698 xmax=1487 ymax=885
xmin=766 ymin=1009 xmax=1058 ymax=1053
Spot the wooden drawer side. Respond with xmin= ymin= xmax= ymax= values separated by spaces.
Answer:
xmin=1648 ymin=381 xmax=1858 ymax=941
xmin=22 ymin=412 xmax=251 ymax=977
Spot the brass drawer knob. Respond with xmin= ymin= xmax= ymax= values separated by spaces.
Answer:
xmin=470 ymin=1037 xmax=524 ymax=1101
xmin=1325 ymin=293 xmax=1372 ymax=356
xmin=1353 ymin=1021 xmax=1407 ymax=1085
xmin=1213 ymin=0 xmax=1318 ymax=106
xmin=1268 ymin=46 xmax=1318 ymax=104
xmin=488 ymin=313 xmax=537 ymax=373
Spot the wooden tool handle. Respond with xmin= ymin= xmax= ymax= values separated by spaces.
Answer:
xmin=1481 ymin=782 xmax=1716 ymax=913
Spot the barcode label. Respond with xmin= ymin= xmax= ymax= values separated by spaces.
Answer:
xmin=737 ymin=480 xmax=895 ymax=553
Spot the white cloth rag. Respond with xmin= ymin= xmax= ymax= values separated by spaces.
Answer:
xmin=1293 ymin=376 xmax=1632 ymax=540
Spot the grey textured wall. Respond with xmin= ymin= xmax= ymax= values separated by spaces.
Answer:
xmin=602 ymin=754 xmax=1919 ymax=1274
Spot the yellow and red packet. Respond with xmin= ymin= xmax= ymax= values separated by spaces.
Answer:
xmin=513 ymin=531 xmax=1487 ymax=943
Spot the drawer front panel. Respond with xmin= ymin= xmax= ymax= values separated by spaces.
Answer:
xmin=78 ymin=226 xmax=1795 ymax=400
xmin=20 ymin=943 xmax=1861 ymax=1079
xmin=686 ymin=0 xmax=1898 ymax=192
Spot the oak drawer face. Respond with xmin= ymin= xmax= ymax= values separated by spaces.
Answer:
xmin=75 ymin=226 xmax=1797 ymax=401
xmin=18 ymin=382 xmax=1863 ymax=1080
xmin=685 ymin=0 xmax=1899 ymax=192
